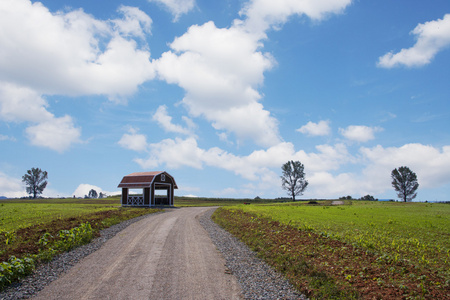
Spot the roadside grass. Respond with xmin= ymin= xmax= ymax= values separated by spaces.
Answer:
xmin=212 ymin=201 xmax=450 ymax=299
xmin=0 ymin=197 xmax=160 ymax=290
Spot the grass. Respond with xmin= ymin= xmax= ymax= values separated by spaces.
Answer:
xmin=0 ymin=198 xmax=120 ymax=232
xmin=213 ymin=201 xmax=450 ymax=299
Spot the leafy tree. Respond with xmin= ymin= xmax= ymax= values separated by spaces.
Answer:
xmin=281 ymin=160 xmax=308 ymax=201
xmin=391 ymin=166 xmax=419 ymax=202
xmin=22 ymin=168 xmax=48 ymax=199
xmin=359 ymin=194 xmax=377 ymax=201
xmin=88 ymin=189 xmax=98 ymax=199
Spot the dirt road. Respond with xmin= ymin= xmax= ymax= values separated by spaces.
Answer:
xmin=33 ymin=207 xmax=243 ymax=300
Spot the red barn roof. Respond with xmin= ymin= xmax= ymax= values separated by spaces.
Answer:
xmin=118 ymin=171 xmax=178 ymax=189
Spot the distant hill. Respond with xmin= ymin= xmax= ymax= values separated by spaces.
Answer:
xmin=0 ymin=196 xmax=7 ymax=200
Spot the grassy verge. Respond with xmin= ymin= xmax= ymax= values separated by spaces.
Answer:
xmin=212 ymin=202 xmax=449 ymax=299
xmin=0 ymin=198 xmax=160 ymax=290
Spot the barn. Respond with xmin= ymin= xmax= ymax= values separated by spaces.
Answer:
xmin=118 ymin=171 xmax=178 ymax=207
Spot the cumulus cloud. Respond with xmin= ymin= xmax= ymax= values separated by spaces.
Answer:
xmin=148 ymin=0 xmax=196 ymax=21
xmin=112 ymin=5 xmax=152 ymax=39
xmin=360 ymin=143 xmax=450 ymax=189
xmin=307 ymin=172 xmax=366 ymax=198
xmin=152 ymin=105 xmax=196 ymax=136
xmin=378 ymin=14 xmax=450 ymax=68
xmin=295 ymin=143 xmax=450 ymax=199
xmin=339 ymin=125 xmax=383 ymax=142
xmin=297 ymin=120 xmax=331 ymax=136
xmin=154 ymin=21 xmax=280 ymax=147
xmin=72 ymin=184 xmax=119 ymax=198
xmin=122 ymin=128 xmax=353 ymax=182
xmin=25 ymin=116 xmax=82 ymax=153
xmin=119 ymin=123 xmax=450 ymax=199
xmin=0 ymin=0 xmax=155 ymax=99
xmin=240 ymin=0 xmax=353 ymax=37
xmin=135 ymin=137 xmax=205 ymax=169
xmin=153 ymin=0 xmax=354 ymax=147
xmin=0 ymin=83 xmax=53 ymax=123
xmin=118 ymin=128 xmax=148 ymax=152
xmin=0 ymin=172 xmax=27 ymax=198
xmin=0 ymin=83 xmax=82 ymax=152
xmin=0 ymin=0 xmax=156 ymax=152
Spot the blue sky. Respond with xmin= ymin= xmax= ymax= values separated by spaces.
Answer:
xmin=1 ymin=0 xmax=449 ymax=201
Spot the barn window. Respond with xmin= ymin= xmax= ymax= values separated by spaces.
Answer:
xmin=161 ymin=174 xmax=166 ymax=181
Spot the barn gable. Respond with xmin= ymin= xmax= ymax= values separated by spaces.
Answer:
xmin=118 ymin=171 xmax=177 ymax=207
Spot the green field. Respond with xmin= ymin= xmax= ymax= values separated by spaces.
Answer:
xmin=3 ymin=197 xmax=449 ymax=297
xmin=237 ymin=201 xmax=450 ymax=269
xmin=213 ymin=201 xmax=450 ymax=299
xmin=0 ymin=198 xmax=121 ymax=232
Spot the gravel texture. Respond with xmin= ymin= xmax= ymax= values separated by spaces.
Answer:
xmin=1 ymin=208 xmax=306 ymax=300
xmin=199 ymin=208 xmax=306 ymax=300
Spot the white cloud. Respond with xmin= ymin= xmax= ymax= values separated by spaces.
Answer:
xmin=297 ymin=144 xmax=450 ymax=199
xmin=118 ymin=128 xmax=148 ymax=152
xmin=0 ymin=1 xmax=156 ymax=151
xmin=72 ymin=184 xmax=119 ymax=198
xmin=240 ymin=0 xmax=353 ymax=36
xmin=360 ymin=144 xmax=450 ymax=189
xmin=0 ymin=83 xmax=82 ymax=152
xmin=0 ymin=172 xmax=27 ymax=198
xmin=0 ymin=0 xmax=155 ymax=99
xmin=378 ymin=14 xmax=450 ymax=68
xmin=120 ymin=126 xmax=450 ymax=199
xmin=135 ymin=137 xmax=205 ymax=169
xmin=307 ymin=172 xmax=366 ymax=198
xmin=0 ymin=82 xmax=53 ymax=123
xmin=148 ymin=0 xmax=196 ymax=21
xmin=152 ymin=105 xmax=196 ymax=136
xmin=339 ymin=125 xmax=383 ymax=142
xmin=25 ymin=115 xmax=82 ymax=153
xmin=126 ymin=132 xmax=352 ymax=182
xmin=0 ymin=135 xmax=16 ymax=142
xmin=154 ymin=21 xmax=280 ymax=147
xmin=113 ymin=5 xmax=152 ymax=39
xmin=297 ymin=120 xmax=331 ymax=136
xmin=153 ymin=0 xmax=353 ymax=147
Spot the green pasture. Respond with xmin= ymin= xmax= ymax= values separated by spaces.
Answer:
xmin=0 ymin=198 xmax=121 ymax=232
xmin=232 ymin=201 xmax=450 ymax=272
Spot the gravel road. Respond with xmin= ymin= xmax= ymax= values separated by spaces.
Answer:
xmin=1 ymin=206 xmax=304 ymax=299
xmin=32 ymin=207 xmax=242 ymax=300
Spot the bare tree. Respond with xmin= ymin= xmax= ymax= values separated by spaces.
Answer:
xmin=22 ymin=167 xmax=48 ymax=199
xmin=391 ymin=166 xmax=419 ymax=202
xmin=281 ymin=160 xmax=308 ymax=201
